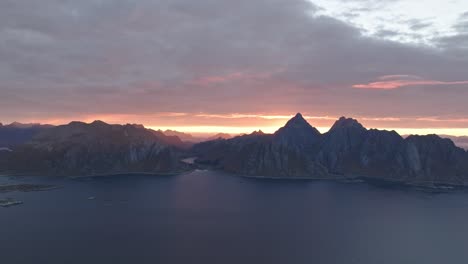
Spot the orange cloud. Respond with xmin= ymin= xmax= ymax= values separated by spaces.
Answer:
xmin=416 ymin=117 xmax=468 ymax=123
xmin=353 ymin=75 xmax=468 ymax=89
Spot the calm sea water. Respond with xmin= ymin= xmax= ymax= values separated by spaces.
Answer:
xmin=1 ymin=170 xmax=468 ymax=264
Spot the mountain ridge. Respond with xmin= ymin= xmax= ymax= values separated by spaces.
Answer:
xmin=192 ymin=113 xmax=468 ymax=186
xmin=0 ymin=121 xmax=191 ymax=176
xmin=1 ymin=115 xmax=467 ymax=186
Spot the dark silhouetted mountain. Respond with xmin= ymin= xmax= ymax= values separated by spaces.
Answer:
xmin=316 ymin=117 xmax=369 ymax=173
xmin=0 ymin=122 xmax=53 ymax=147
xmin=329 ymin=116 xmax=365 ymax=130
xmin=192 ymin=114 xmax=468 ymax=186
xmin=0 ymin=121 xmax=191 ymax=176
xmin=274 ymin=113 xmax=321 ymax=148
xmin=2 ymin=115 xmax=468 ymax=185
xmin=401 ymin=135 xmax=467 ymax=184
xmin=193 ymin=115 xmax=328 ymax=178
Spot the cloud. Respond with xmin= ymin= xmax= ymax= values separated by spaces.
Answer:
xmin=434 ymin=10 xmax=468 ymax=53
xmin=187 ymin=70 xmax=282 ymax=86
xmin=459 ymin=11 xmax=468 ymax=20
xmin=353 ymin=75 xmax=468 ymax=89
xmin=0 ymin=0 xmax=468 ymax=130
xmin=408 ymin=20 xmax=433 ymax=31
xmin=375 ymin=29 xmax=400 ymax=38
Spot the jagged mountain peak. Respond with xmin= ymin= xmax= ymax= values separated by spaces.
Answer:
xmin=274 ymin=113 xmax=321 ymax=146
xmin=330 ymin=116 xmax=365 ymax=131
xmin=250 ymin=130 xmax=265 ymax=136
xmin=128 ymin=123 xmax=145 ymax=129
xmin=284 ymin=113 xmax=309 ymax=127
xmin=277 ymin=113 xmax=319 ymax=133
xmin=294 ymin=112 xmax=304 ymax=118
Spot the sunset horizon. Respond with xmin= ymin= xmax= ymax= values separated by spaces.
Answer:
xmin=3 ymin=112 xmax=468 ymax=137
xmin=2 ymin=1 xmax=468 ymax=139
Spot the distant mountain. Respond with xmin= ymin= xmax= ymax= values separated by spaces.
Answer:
xmin=206 ymin=133 xmax=232 ymax=141
xmin=192 ymin=114 xmax=468 ymax=186
xmin=0 ymin=122 xmax=53 ymax=147
xmin=163 ymin=130 xmax=198 ymax=142
xmin=150 ymin=129 xmax=192 ymax=149
xmin=163 ymin=130 xmax=232 ymax=143
xmin=440 ymin=135 xmax=468 ymax=150
xmin=0 ymin=121 xmax=191 ymax=176
xmin=6 ymin=122 xmax=52 ymax=129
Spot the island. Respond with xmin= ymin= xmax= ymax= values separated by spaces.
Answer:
xmin=0 ymin=198 xmax=23 ymax=207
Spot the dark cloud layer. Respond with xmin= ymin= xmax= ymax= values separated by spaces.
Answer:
xmin=1 ymin=0 xmax=468 ymax=130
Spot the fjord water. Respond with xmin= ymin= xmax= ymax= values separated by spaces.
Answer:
xmin=1 ymin=171 xmax=468 ymax=264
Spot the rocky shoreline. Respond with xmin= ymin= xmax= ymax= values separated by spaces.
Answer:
xmin=0 ymin=184 xmax=59 ymax=193
xmin=229 ymin=171 xmax=466 ymax=192
xmin=0 ymin=198 xmax=23 ymax=207
xmin=0 ymin=183 xmax=59 ymax=208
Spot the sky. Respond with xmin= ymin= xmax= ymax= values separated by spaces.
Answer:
xmin=1 ymin=0 xmax=468 ymax=135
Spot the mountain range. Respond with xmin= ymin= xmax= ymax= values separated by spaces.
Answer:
xmin=0 ymin=121 xmax=190 ymax=176
xmin=193 ymin=114 xmax=468 ymax=186
xmin=1 ymin=114 xmax=468 ymax=186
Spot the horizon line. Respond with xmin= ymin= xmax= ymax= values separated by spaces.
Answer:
xmin=3 ymin=119 xmax=468 ymax=137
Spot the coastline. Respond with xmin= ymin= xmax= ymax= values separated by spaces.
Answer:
xmin=213 ymin=170 xmax=467 ymax=190
xmin=67 ymin=168 xmax=196 ymax=179
xmin=1 ymin=167 xmax=466 ymax=191
xmin=0 ymin=168 xmax=196 ymax=179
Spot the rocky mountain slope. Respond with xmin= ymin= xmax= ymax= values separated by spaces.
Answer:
xmin=0 ymin=121 xmax=191 ymax=176
xmin=0 ymin=122 xmax=53 ymax=147
xmin=439 ymin=135 xmax=468 ymax=150
xmin=192 ymin=114 xmax=468 ymax=186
